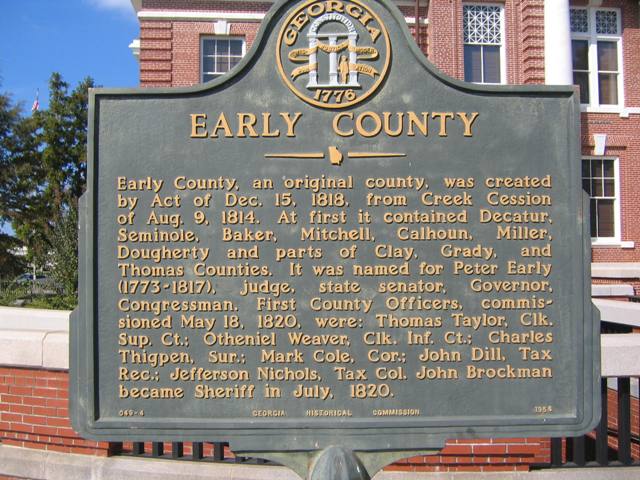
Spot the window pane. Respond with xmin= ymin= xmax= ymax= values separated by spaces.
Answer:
xmin=598 ymin=73 xmax=618 ymax=104
xmin=596 ymin=10 xmax=618 ymax=35
xmin=581 ymin=160 xmax=590 ymax=177
xmin=570 ymin=9 xmax=589 ymax=33
xmin=483 ymin=46 xmax=501 ymax=83
xmin=582 ymin=178 xmax=591 ymax=194
xmin=229 ymin=57 xmax=241 ymax=70
xmin=217 ymin=56 xmax=228 ymax=73
xmin=203 ymin=73 xmax=216 ymax=83
xmin=229 ymin=40 xmax=243 ymax=56
xmin=592 ymin=160 xmax=603 ymax=177
xmin=590 ymin=199 xmax=597 ymax=237
xmin=463 ymin=5 xmax=502 ymax=44
xmin=596 ymin=199 xmax=615 ymax=237
xmin=603 ymin=179 xmax=615 ymax=196
xmin=572 ymin=40 xmax=589 ymax=70
xmin=591 ymin=178 xmax=603 ymax=196
xmin=202 ymin=40 xmax=215 ymax=56
xmin=464 ymin=45 xmax=482 ymax=82
xmin=216 ymin=39 xmax=229 ymax=55
xmin=597 ymin=41 xmax=618 ymax=71
xmin=603 ymin=160 xmax=615 ymax=177
xmin=202 ymin=57 xmax=215 ymax=73
xmin=573 ymin=72 xmax=590 ymax=104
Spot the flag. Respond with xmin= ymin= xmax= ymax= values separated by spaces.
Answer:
xmin=31 ymin=89 xmax=39 ymax=113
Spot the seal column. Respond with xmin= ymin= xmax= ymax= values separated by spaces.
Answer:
xmin=348 ymin=32 xmax=359 ymax=86
xmin=328 ymin=35 xmax=339 ymax=85
xmin=307 ymin=32 xmax=319 ymax=88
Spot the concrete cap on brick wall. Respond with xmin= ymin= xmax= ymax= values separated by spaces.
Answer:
xmin=593 ymin=298 xmax=640 ymax=328
xmin=0 ymin=306 xmax=70 ymax=331
xmin=601 ymin=334 xmax=640 ymax=377
xmin=0 ymin=307 xmax=70 ymax=369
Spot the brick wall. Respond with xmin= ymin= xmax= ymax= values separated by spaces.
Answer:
xmin=0 ymin=365 xmax=551 ymax=470
xmin=0 ymin=367 xmax=110 ymax=456
xmin=607 ymin=387 xmax=640 ymax=459
xmin=425 ymin=0 xmax=545 ymax=84
xmin=140 ymin=20 xmax=172 ymax=87
xmin=385 ymin=438 xmax=550 ymax=473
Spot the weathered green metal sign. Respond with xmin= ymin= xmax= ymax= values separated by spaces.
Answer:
xmin=71 ymin=0 xmax=599 ymax=472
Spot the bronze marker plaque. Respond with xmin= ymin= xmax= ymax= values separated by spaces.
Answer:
xmin=71 ymin=0 xmax=599 ymax=454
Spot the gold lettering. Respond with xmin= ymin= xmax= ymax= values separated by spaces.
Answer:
xmin=432 ymin=112 xmax=454 ymax=136
xmin=210 ymin=112 xmax=233 ymax=138
xmin=355 ymin=111 xmax=382 ymax=137
xmin=333 ymin=112 xmax=354 ymax=136
xmin=407 ymin=111 xmax=428 ymax=136
xmin=261 ymin=113 xmax=280 ymax=137
xmin=280 ymin=112 xmax=303 ymax=137
xmin=236 ymin=113 xmax=259 ymax=137
xmin=457 ymin=112 xmax=479 ymax=136
xmin=190 ymin=113 xmax=207 ymax=138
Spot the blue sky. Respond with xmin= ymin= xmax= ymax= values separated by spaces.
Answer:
xmin=1 ymin=0 xmax=139 ymax=112
xmin=1 ymin=0 xmax=139 ymax=235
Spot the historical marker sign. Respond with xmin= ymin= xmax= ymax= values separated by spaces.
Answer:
xmin=71 ymin=0 xmax=599 ymax=456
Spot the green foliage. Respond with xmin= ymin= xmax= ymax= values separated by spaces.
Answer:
xmin=0 ymin=73 xmax=93 ymax=309
xmin=0 ymin=73 xmax=93 ymax=269
xmin=0 ymin=280 xmax=30 ymax=306
xmin=0 ymin=233 xmax=25 ymax=278
xmin=47 ymin=203 xmax=79 ymax=297
xmin=25 ymin=294 xmax=76 ymax=310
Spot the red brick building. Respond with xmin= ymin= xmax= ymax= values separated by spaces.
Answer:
xmin=130 ymin=0 xmax=640 ymax=299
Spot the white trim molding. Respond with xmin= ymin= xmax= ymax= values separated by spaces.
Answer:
xmin=592 ymin=262 xmax=640 ymax=278
xmin=137 ymin=10 xmax=427 ymax=26
xmin=138 ymin=11 xmax=266 ymax=22
xmin=591 ymin=284 xmax=635 ymax=297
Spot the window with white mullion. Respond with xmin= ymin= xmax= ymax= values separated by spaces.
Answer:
xmin=582 ymin=157 xmax=620 ymax=241
xmin=201 ymin=37 xmax=245 ymax=83
xmin=463 ymin=4 xmax=505 ymax=84
xmin=595 ymin=39 xmax=620 ymax=105
xmin=571 ymin=7 xmax=622 ymax=108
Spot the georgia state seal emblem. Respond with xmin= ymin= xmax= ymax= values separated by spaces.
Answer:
xmin=276 ymin=0 xmax=391 ymax=109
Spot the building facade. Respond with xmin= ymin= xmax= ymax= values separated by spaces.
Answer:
xmin=130 ymin=0 xmax=640 ymax=300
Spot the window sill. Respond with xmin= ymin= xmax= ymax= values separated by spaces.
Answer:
xmin=591 ymin=240 xmax=634 ymax=249
xmin=580 ymin=105 xmax=623 ymax=114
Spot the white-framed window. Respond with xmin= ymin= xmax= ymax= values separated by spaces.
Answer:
xmin=582 ymin=157 xmax=620 ymax=242
xmin=570 ymin=8 xmax=623 ymax=110
xmin=201 ymin=37 xmax=245 ymax=83
xmin=463 ymin=4 xmax=506 ymax=84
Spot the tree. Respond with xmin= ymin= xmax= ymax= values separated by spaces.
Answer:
xmin=0 ymin=233 xmax=25 ymax=278
xmin=0 ymin=87 xmax=29 ymax=277
xmin=47 ymin=203 xmax=78 ymax=303
xmin=0 ymin=73 xmax=94 ymax=296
